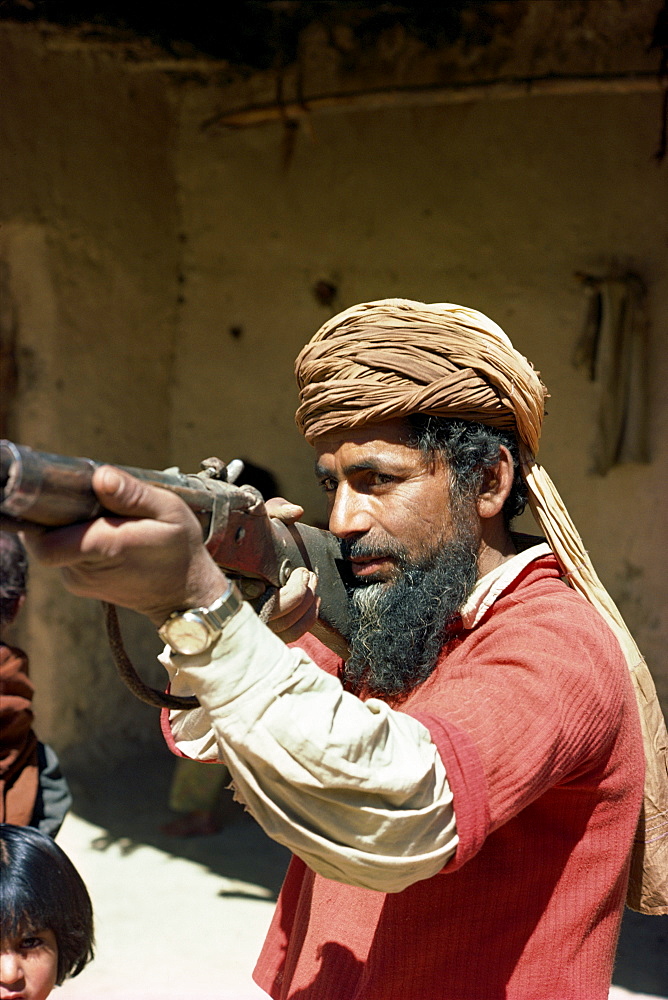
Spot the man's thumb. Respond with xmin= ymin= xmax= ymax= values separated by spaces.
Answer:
xmin=92 ymin=465 xmax=171 ymax=519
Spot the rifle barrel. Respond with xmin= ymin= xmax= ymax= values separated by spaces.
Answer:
xmin=1 ymin=439 xmax=352 ymax=658
xmin=0 ymin=440 xmax=215 ymax=528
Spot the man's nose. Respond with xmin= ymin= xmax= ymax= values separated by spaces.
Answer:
xmin=328 ymin=484 xmax=373 ymax=539
xmin=0 ymin=949 xmax=23 ymax=987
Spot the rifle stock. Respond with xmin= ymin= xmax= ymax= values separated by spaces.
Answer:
xmin=1 ymin=440 xmax=351 ymax=662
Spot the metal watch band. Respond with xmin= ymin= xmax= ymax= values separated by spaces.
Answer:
xmin=201 ymin=583 xmax=244 ymax=629
xmin=158 ymin=582 xmax=244 ymax=655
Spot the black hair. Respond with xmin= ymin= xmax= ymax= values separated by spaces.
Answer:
xmin=0 ymin=824 xmax=94 ymax=985
xmin=405 ymin=415 xmax=528 ymax=525
xmin=0 ymin=531 xmax=28 ymax=628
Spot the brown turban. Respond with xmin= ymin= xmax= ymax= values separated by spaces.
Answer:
xmin=295 ymin=298 xmax=668 ymax=915
xmin=295 ymin=299 xmax=546 ymax=452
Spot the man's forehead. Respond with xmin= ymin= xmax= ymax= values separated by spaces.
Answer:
xmin=312 ymin=419 xmax=448 ymax=480
xmin=312 ymin=418 xmax=412 ymax=458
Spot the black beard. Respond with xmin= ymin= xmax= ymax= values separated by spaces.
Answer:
xmin=342 ymin=526 xmax=479 ymax=701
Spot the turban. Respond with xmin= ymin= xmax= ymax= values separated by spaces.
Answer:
xmin=295 ymin=298 xmax=667 ymax=915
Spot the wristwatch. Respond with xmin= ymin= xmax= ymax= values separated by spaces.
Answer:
xmin=158 ymin=582 xmax=244 ymax=656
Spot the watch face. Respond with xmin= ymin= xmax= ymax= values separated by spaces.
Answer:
xmin=164 ymin=613 xmax=211 ymax=656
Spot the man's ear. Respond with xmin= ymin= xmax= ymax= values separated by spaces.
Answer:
xmin=476 ymin=445 xmax=515 ymax=520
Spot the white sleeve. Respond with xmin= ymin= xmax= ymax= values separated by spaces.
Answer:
xmin=160 ymin=602 xmax=457 ymax=893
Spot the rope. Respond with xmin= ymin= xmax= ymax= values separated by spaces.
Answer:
xmin=102 ymin=602 xmax=200 ymax=711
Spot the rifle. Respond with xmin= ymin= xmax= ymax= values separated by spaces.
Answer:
xmin=0 ymin=440 xmax=351 ymax=709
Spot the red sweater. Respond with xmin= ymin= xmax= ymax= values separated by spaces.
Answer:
xmin=253 ymin=555 xmax=644 ymax=999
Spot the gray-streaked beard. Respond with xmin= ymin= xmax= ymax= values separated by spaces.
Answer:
xmin=343 ymin=526 xmax=479 ymax=701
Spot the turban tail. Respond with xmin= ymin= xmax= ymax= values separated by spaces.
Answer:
xmin=295 ymin=299 xmax=668 ymax=914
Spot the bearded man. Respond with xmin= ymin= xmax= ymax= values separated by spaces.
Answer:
xmin=28 ymin=299 xmax=666 ymax=999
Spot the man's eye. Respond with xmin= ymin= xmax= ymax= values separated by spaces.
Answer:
xmin=369 ymin=473 xmax=396 ymax=487
xmin=318 ymin=478 xmax=337 ymax=493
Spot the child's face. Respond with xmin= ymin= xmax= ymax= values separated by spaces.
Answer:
xmin=0 ymin=929 xmax=59 ymax=1000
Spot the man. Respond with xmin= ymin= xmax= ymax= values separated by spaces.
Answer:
xmin=28 ymin=299 xmax=658 ymax=998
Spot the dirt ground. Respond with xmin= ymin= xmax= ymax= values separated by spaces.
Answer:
xmin=54 ymin=745 xmax=668 ymax=1000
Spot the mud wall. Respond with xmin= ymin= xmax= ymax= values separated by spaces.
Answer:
xmin=0 ymin=25 xmax=181 ymax=755
xmin=1 ymin=8 xmax=666 ymax=758
xmin=172 ymin=84 xmax=668 ymax=709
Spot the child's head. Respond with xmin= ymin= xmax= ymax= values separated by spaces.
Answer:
xmin=0 ymin=531 xmax=28 ymax=633
xmin=0 ymin=824 xmax=94 ymax=999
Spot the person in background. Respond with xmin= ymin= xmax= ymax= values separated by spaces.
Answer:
xmin=0 ymin=532 xmax=72 ymax=838
xmin=0 ymin=822 xmax=94 ymax=1000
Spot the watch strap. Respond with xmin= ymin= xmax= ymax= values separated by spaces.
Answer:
xmin=158 ymin=582 xmax=244 ymax=655
xmin=200 ymin=582 xmax=244 ymax=629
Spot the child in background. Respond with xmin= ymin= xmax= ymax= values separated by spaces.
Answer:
xmin=0 ymin=532 xmax=72 ymax=836
xmin=0 ymin=823 xmax=94 ymax=999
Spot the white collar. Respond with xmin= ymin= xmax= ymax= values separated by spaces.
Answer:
xmin=460 ymin=540 xmax=552 ymax=630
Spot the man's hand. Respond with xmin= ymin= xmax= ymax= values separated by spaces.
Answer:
xmin=25 ymin=466 xmax=228 ymax=627
xmin=263 ymin=497 xmax=320 ymax=643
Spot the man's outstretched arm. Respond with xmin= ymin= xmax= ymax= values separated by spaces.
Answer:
xmin=27 ymin=467 xmax=458 ymax=892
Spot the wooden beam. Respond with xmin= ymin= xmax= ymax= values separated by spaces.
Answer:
xmin=203 ymin=73 xmax=665 ymax=130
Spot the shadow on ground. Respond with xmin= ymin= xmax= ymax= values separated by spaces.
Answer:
xmin=64 ymin=745 xmax=668 ymax=995
xmin=63 ymin=742 xmax=291 ymax=900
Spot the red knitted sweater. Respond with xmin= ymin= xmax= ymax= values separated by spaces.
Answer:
xmin=253 ymin=555 xmax=644 ymax=1000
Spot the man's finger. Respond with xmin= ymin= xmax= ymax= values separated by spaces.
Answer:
xmin=24 ymin=519 xmax=98 ymax=567
xmin=270 ymin=568 xmax=316 ymax=620
xmin=92 ymin=466 xmax=189 ymax=523
xmin=0 ymin=519 xmax=45 ymax=540
xmin=266 ymin=568 xmax=320 ymax=640
xmin=265 ymin=497 xmax=304 ymax=525
xmin=273 ymin=601 xmax=320 ymax=644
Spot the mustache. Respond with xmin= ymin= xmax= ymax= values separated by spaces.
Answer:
xmin=340 ymin=537 xmax=409 ymax=563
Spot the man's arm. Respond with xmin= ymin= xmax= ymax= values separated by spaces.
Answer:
xmin=163 ymin=605 xmax=457 ymax=892
xmin=27 ymin=467 xmax=458 ymax=892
